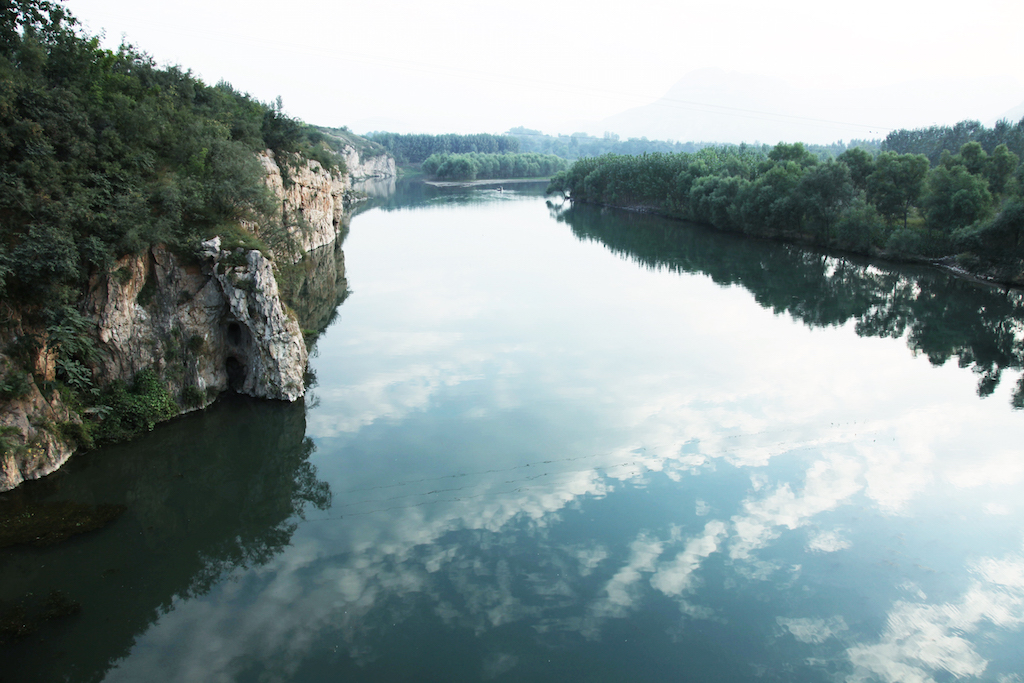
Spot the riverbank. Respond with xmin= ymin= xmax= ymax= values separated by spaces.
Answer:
xmin=566 ymin=198 xmax=1024 ymax=291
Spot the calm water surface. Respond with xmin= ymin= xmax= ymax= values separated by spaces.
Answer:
xmin=3 ymin=183 xmax=1024 ymax=682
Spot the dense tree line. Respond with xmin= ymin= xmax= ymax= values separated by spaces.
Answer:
xmin=548 ymin=128 xmax=1024 ymax=277
xmin=883 ymin=118 xmax=1024 ymax=166
xmin=365 ymin=132 xmax=519 ymax=164
xmin=507 ymin=126 xmax=881 ymax=162
xmin=422 ymin=152 xmax=567 ymax=181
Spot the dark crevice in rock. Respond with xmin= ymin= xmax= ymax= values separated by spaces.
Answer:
xmin=225 ymin=356 xmax=245 ymax=392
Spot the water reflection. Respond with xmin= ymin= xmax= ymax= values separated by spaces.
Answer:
xmin=553 ymin=201 xmax=1024 ymax=408
xmin=105 ymin=188 xmax=1020 ymax=682
xmin=5 ymin=184 xmax=1024 ymax=682
xmin=279 ymin=237 xmax=350 ymax=336
xmin=0 ymin=397 xmax=329 ymax=682
xmin=352 ymin=176 xmax=397 ymax=201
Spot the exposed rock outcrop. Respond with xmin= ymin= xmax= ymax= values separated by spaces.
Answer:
xmin=343 ymin=146 xmax=396 ymax=180
xmin=86 ymin=239 xmax=306 ymax=405
xmin=257 ymin=151 xmax=347 ymax=259
xmin=0 ymin=140 xmax=391 ymax=491
xmin=254 ymin=145 xmax=395 ymax=263
xmin=0 ymin=361 xmax=80 ymax=491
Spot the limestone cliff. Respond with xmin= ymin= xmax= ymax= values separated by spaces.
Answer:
xmin=0 ymin=358 xmax=80 ymax=491
xmin=253 ymin=145 xmax=395 ymax=261
xmin=0 ymin=142 xmax=392 ymax=491
xmin=0 ymin=240 xmax=309 ymax=491
xmin=342 ymin=145 xmax=397 ymax=180
xmin=256 ymin=151 xmax=347 ymax=259
xmin=86 ymin=239 xmax=307 ymax=402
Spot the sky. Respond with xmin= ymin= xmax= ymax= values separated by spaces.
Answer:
xmin=63 ymin=0 xmax=1024 ymax=142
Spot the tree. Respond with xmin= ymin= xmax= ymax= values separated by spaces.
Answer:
xmin=837 ymin=147 xmax=874 ymax=191
xmin=866 ymin=152 xmax=929 ymax=229
xmin=798 ymin=160 xmax=856 ymax=244
xmin=923 ymin=165 xmax=994 ymax=233
xmin=767 ymin=142 xmax=818 ymax=169
xmin=985 ymin=144 xmax=1019 ymax=195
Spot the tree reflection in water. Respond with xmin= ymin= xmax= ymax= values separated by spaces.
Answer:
xmin=552 ymin=201 xmax=1024 ymax=407
xmin=0 ymin=395 xmax=330 ymax=683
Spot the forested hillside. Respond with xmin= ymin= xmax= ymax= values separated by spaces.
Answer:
xmin=1 ymin=0 xmax=340 ymax=315
xmin=548 ymin=120 xmax=1024 ymax=283
xmin=0 ymin=0 xmax=352 ymax=458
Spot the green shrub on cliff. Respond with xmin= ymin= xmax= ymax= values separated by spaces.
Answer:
xmin=94 ymin=369 xmax=178 ymax=444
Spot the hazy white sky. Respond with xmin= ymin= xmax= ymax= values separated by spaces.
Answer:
xmin=64 ymin=0 xmax=1024 ymax=139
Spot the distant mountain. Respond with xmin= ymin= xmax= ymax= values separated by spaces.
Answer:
xmin=995 ymin=100 xmax=1024 ymax=125
xmin=596 ymin=69 xmax=1024 ymax=145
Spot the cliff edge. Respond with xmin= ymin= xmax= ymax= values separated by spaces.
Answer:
xmin=0 ymin=145 xmax=393 ymax=491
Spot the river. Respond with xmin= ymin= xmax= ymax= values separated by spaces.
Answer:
xmin=2 ymin=181 xmax=1023 ymax=682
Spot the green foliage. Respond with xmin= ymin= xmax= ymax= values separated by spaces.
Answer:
xmin=421 ymin=152 xmax=568 ymax=181
xmin=837 ymin=147 xmax=875 ymax=191
xmin=955 ymin=199 xmax=1024 ymax=260
xmin=367 ymin=132 xmax=519 ymax=165
xmin=885 ymin=227 xmax=924 ymax=256
xmin=0 ymin=3 xmax=332 ymax=313
xmin=55 ymin=358 xmax=91 ymax=395
xmin=924 ymin=164 xmax=994 ymax=232
xmin=884 ymin=118 xmax=1024 ymax=166
xmin=797 ymin=160 xmax=856 ymax=243
xmin=551 ymin=130 xmax=1023 ymax=268
xmin=866 ymin=152 xmax=930 ymax=229
xmin=94 ymin=368 xmax=177 ymax=444
xmin=0 ymin=368 xmax=31 ymax=400
xmin=508 ymin=127 xmax=881 ymax=162
xmin=835 ymin=195 xmax=882 ymax=252
xmin=207 ymin=222 xmax=268 ymax=255
xmin=56 ymin=419 xmax=92 ymax=450
xmin=986 ymin=144 xmax=1019 ymax=195
xmin=180 ymin=384 xmax=204 ymax=409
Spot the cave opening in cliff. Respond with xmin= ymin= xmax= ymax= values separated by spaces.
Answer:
xmin=225 ymin=356 xmax=245 ymax=392
xmin=227 ymin=322 xmax=242 ymax=346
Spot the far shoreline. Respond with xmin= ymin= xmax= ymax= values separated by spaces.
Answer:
xmin=424 ymin=177 xmax=551 ymax=188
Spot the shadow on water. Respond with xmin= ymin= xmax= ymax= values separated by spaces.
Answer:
xmin=553 ymin=201 xmax=1024 ymax=408
xmin=0 ymin=395 xmax=330 ymax=683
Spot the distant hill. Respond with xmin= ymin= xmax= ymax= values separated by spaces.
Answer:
xmin=997 ymin=100 xmax=1024 ymax=126
xmin=597 ymin=68 xmax=1024 ymax=145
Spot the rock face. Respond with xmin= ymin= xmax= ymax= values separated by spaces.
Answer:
xmin=255 ymin=146 xmax=396 ymax=262
xmin=257 ymin=151 xmax=348 ymax=259
xmin=343 ymin=146 xmax=396 ymax=180
xmin=0 ymin=142 xmax=393 ymax=492
xmin=85 ymin=239 xmax=307 ymax=405
xmin=0 ymin=364 xmax=80 ymax=491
